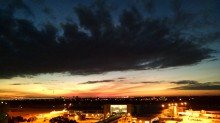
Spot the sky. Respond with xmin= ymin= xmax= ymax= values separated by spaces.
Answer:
xmin=0 ymin=0 xmax=220 ymax=98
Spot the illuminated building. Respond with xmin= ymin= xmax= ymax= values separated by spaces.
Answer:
xmin=103 ymin=104 xmax=132 ymax=118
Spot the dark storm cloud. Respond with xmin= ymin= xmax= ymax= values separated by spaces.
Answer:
xmin=0 ymin=0 xmax=219 ymax=78
xmin=42 ymin=6 xmax=56 ymax=19
xmin=0 ymin=0 xmax=33 ymax=16
xmin=80 ymin=79 xmax=114 ymax=84
xmin=171 ymin=81 xmax=220 ymax=90
xmin=31 ymin=0 xmax=45 ymax=4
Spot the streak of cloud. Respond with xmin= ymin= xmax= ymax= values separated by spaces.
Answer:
xmin=171 ymin=81 xmax=220 ymax=90
xmin=80 ymin=79 xmax=114 ymax=84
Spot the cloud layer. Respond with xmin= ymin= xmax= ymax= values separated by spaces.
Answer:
xmin=171 ymin=80 xmax=220 ymax=90
xmin=80 ymin=79 xmax=114 ymax=84
xmin=0 ymin=0 xmax=219 ymax=78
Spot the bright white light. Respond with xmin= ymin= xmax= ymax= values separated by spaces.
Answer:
xmin=110 ymin=105 xmax=127 ymax=114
